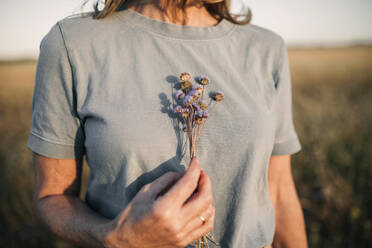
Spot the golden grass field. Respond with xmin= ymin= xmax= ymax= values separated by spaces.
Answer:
xmin=0 ymin=46 xmax=371 ymax=247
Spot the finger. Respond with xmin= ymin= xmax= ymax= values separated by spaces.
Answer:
xmin=159 ymin=157 xmax=201 ymax=207
xmin=180 ymin=170 xmax=213 ymax=222
xmin=140 ymin=172 xmax=183 ymax=200
xmin=178 ymin=204 xmax=215 ymax=236
xmin=183 ymin=207 xmax=215 ymax=246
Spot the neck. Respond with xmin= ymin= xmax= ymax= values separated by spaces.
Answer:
xmin=122 ymin=0 xmax=221 ymax=27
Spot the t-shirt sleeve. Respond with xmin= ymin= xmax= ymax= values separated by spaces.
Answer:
xmin=26 ymin=22 xmax=85 ymax=159
xmin=271 ymin=37 xmax=301 ymax=156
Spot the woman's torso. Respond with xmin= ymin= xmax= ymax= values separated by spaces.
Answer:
xmin=59 ymin=8 xmax=282 ymax=247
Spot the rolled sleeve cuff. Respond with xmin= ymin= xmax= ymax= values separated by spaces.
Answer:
xmin=271 ymin=135 xmax=301 ymax=156
xmin=26 ymin=132 xmax=84 ymax=159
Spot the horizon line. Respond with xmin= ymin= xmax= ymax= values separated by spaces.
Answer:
xmin=1 ymin=42 xmax=372 ymax=62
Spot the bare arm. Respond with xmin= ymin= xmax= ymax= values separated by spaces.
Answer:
xmin=268 ymin=155 xmax=308 ymax=248
xmin=32 ymin=153 xmax=214 ymax=248
xmin=32 ymin=152 xmax=112 ymax=247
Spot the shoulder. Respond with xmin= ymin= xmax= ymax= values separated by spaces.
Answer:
xmin=234 ymin=23 xmax=286 ymax=53
xmin=40 ymin=11 xmax=124 ymax=53
xmin=57 ymin=11 xmax=116 ymax=37
xmin=235 ymin=23 xmax=288 ymax=73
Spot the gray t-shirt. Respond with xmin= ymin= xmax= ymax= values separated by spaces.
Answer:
xmin=27 ymin=7 xmax=301 ymax=248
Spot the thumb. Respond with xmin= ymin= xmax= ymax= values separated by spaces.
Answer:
xmin=159 ymin=157 xmax=201 ymax=206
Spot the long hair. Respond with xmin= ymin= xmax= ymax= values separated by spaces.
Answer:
xmin=81 ymin=0 xmax=251 ymax=25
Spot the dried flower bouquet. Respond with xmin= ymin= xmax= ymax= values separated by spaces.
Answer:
xmin=171 ymin=72 xmax=224 ymax=248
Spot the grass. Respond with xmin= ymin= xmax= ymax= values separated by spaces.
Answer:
xmin=289 ymin=46 xmax=372 ymax=247
xmin=0 ymin=46 xmax=371 ymax=247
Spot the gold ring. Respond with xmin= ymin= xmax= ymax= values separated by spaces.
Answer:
xmin=199 ymin=215 xmax=206 ymax=224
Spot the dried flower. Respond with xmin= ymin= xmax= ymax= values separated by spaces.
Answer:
xmin=174 ymin=90 xmax=185 ymax=100
xmin=192 ymin=102 xmax=201 ymax=112
xmin=181 ymin=81 xmax=193 ymax=91
xmin=202 ymin=110 xmax=209 ymax=118
xmin=212 ymin=90 xmax=224 ymax=101
xmin=195 ymin=109 xmax=209 ymax=119
xmin=192 ymin=84 xmax=203 ymax=94
xmin=166 ymin=72 xmax=222 ymax=248
xmin=199 ymin=100 xmax=208 ymax=110
xmin=188 ymin=90 xmax=201 ymax=100
xmin=182 ymin=95 xmax=194 ymax=107
xmin=195 ymin=117 xmax=204 ymax=125
xmin=181 ymin=108 xmax=190 ymax=118
xmin=180 ymin=72 xmax=191 ymax=82
xmin=198 ymin=75 xmax=210 ymax=85
xmin=173 ymin=105 xmax=183 ymax=113
xmin=195 ymin=110 xmax=204 ymax=118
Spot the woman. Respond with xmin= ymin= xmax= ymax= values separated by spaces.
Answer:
xmin=27 ymin=0 xmax=308 ymax=247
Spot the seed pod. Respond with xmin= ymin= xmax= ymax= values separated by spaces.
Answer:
xmin=181 ymin=81 xmax=193 ymax=91
xmin=198 ymin=75 xmax=210 ymax=85
xmin=181 ymin=108 xmax=190 ymax=118
xmin=192 ymin=84 xmax=203 ymax=94
xmin=199 ymin=100 xmax=208 ymax=110
xmin=195 ymin=117 xmax=204 ymax=125
xmin=212 ymin=90 xmax=224 ymax=101
xmin=180 ymin=72 xmax=191 ymax=82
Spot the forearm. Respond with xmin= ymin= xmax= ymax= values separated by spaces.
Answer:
xmin=34 ymin=194 xmax=114 ymax=247
xmin=272 ymin=180 xmax=308 ymax=248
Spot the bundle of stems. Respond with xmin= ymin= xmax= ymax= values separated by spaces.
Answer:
xmin=172 ymin=72 xmax=224 ymax=247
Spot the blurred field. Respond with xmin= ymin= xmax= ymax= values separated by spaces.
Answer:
xmin=0 ymin=46 xmax=371 ymax=247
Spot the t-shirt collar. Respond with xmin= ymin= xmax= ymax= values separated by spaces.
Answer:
xmin=113 ymin=6 xmax=236 ymax=40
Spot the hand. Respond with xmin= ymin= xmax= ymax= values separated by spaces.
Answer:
xmin=104 ymin=157 xmax=215 ymax=248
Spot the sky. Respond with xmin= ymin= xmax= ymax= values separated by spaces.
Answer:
xmin=0 ymin=0 xmax=372 ymax=59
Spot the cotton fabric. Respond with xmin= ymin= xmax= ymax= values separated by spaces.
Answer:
xmin=27 ymin=7 xmax=301 ymax=247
